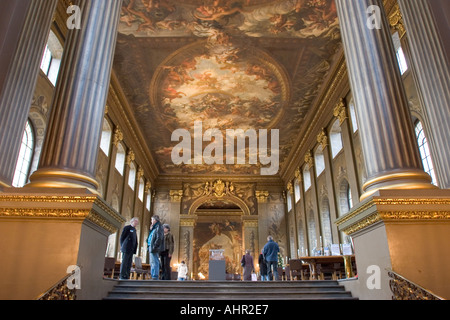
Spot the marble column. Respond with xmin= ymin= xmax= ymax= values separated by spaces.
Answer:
xmin=335 ymin=0 xmax=436 ymax=200
xmin=397 ymin=0 xmax=450 ymax=188
xmin=28 ymin=0 xmax=123 ymax=193
xmin=0 ymin=0 xmax=57 ymax=187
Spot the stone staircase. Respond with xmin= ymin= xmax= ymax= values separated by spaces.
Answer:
xmin=104 ymin=280 xmax=357 ymax=300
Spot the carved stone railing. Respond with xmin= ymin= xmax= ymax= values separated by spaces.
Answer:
xmin=36 ymin=272 xmax=77 ymax=300
xmin=387 ymin=269 xmax=444 ymax=300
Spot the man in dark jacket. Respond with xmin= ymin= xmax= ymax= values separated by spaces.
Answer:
xmin=119 ymin=217 xmax=139 ymax=280
xmin=147 ymin=215 xmax=164 ymax=280
xmin=263 ymin=235 xmax=280 ymax=281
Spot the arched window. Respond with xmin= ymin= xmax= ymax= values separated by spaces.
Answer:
xmin=330 ymin=120 xmax=343 ymax=158
xmin=321 ymin=197 xmax=333 ymax=247
xmin=40 ymin=31 xmax=63 ymax=86
xmin=303 ymin=165 xmax=311 ymax=191
xmin=348 ymin=186 xmax=353 ymax=210
xmin=294 ymin=179 xmax=301 ymax=203
xmin=138 ymin=177 xmax=145 ymax=202
xmin=100 ymin=118 xmax=112 ymax=157
xmin=339 ymin=179 xmax=351 ymax=216
xmin=349 ymin=99 xmax=358 ymax=133
xmin=128 ymin=162 xmax=136 ymax=190
xmin=13 ymin=121 xmax=35 ymax=188
xmin=393 ymin=32 xmax=408 ymax=75
xmin=308 ymin=210 xmax=317 ymax=252
xmin=146 ymin=191 xmax=152 ymax=211
xmin=287 ymin=191 xmax=292 ymax=212
xmin=414 ymin=120 xmax=437 ymax=186
xmin=314 ymin=146 xmax=325 ymax=177
xmin=115 ymin=143 xmax=126 ymax=175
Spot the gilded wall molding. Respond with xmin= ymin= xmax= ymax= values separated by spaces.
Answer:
xmin=0 ymin=194 xmax=125 ymax=233
xmin=336 ymin=196 xmax=450 ymax=235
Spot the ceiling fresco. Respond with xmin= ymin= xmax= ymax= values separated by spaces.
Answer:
xmin=114 ymin=0 xmax=341 ymax=176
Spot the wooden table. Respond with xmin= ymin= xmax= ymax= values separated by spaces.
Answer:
xmin=298 ymin=255 xmax=356 ymax=280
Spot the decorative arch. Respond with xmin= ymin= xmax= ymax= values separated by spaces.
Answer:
xmin=188 ymin=194 xmax=251 ymax=216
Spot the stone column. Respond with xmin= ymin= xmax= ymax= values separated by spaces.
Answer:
xmin=28 ymin=0 xmax=123 ymax=193
xmin=0 ymin=0 xmax=57 ymax=187
xmin=397 ymin=0 xmax=450 ymax=188
xmin=335 ymin=0 xmax=436 ymax=201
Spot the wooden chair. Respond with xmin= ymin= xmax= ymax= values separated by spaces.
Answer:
xmin=132 ymin=256 xmax=150 ymax=280
xmin=103 ymin=257 xmax=116 ymax=279
xmin=289 ymin=259 xmax=303 ymax=280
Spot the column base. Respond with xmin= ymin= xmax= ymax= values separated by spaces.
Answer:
xmin=336 ymin=189 xmax=450 ymax=300
xmin=27 ymin=169 xmax=101 ymax=196
xmin=0 ymin=188 xmax=125 ymax=300
xmin=360 ymin=170 xmax=437 ymax=201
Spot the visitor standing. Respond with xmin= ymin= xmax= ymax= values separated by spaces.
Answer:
xmin=161 ymin=224 xmax=174 ymax=280
xmin=119 ymin=217 xmax=139 ymax=280
xmin=258 ymin=249 xmax=269 ymax=281
xmin=263 ymin=235 xmax=280 ymax=281
xmin=241 ymin=249 xmax=255 ymax=281
xmin=147 ymin=215 xmax=164 ymax=280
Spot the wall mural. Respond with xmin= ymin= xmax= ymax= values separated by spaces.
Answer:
xmin=114 ymin=0 xmax=341 ymax=175
xmin=193 ymin=220 xmax=243 ymax=279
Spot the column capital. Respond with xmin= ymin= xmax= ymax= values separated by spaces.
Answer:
xmin=255 ymin=191 xmax=269 ymax=203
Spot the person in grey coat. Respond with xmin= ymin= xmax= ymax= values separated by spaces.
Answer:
xmin=263 ymin=235 xmax=280 ymax=281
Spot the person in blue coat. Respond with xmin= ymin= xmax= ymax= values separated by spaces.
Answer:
xmin=119 ymin=217 xmax=139 ymax=280
xmin=263 ymin=235 xmax=280 ymax=281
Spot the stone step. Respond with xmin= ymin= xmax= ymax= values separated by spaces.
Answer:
xmin=105 ymin=280 xmax=357 ymax=300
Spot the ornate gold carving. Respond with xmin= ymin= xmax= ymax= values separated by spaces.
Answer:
xmin=137 ymin=166 xmax=144 ymax=180
xmin=37 ymin=273 xmax=77 ymax=300
xmin=169 ymin=190 xmax=183 ymax=202
xmin=180 ymin=216 xmax=196 ymax=227
xmin=0 ymin=194 xmax=124 ymax=233
xmin=388 ymin=270 xmax=443 ymax=300
xmin=333 ymin=98 xmax=347 ymax=125
xmin=113 ymin=127 xmax=123 ymax=147
xmin=126 ymin=150 xmax=135 ymax=165
xmin=389 ymin=4 xmax=406 ymax=38
xmin=203 ymin=179 xmax=235 ymax=198
xmin=304 ymin=151 xmax=314 ymax=168
xmin=145 ymin=181 xmax=152 ymax=193
xmin=255 ymin=191 xmax=269 ymax=203
xmin=317 ymin=129 xmax=328 ymax=150
xmin=336 ymin=197 xmax=450 ymax=235
xmin=286 ymin=181 xmax=293 ymax=194
xmin=294 ymin=168 xmax=301 ymax=180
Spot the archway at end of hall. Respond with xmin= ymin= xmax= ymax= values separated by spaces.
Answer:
xmin=190 ymin=196 xmax=249 ymax=280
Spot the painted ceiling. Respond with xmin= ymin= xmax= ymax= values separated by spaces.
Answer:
xmin=113 ymin=0 xmax=341 ymax=176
